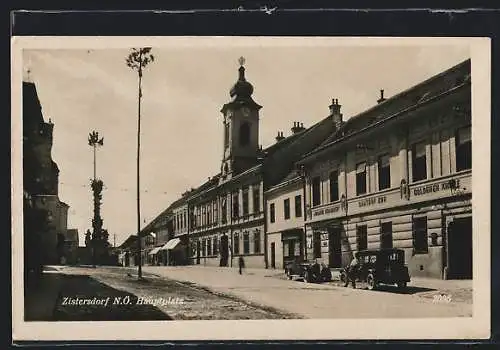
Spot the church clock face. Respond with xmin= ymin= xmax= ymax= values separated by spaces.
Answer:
xmin=241 ymin=107 xmax=250 ymax=117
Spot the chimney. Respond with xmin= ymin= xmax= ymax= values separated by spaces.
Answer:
xmin=329 ymin=98 xmax=343 ymax=129
xmin=291 ymin=121 xmax=305 ymax=134
xmin=275 ymin=131 xmax=285 ymax=142
xmin=377 ymin=89 xmax=387 ymax=104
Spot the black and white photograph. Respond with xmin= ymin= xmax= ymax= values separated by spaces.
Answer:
xmin=11 ymin=36 xmax=490 ymax=341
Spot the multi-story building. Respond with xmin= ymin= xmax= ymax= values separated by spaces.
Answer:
xmin=298 ymin=59 xmax=472 ymax=279
xmin=265 ymin=168 xmax=306 ymax=270
xmin=23 ymin=80 xmax=71 ymax=266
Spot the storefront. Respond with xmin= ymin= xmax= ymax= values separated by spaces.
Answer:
xmin=281 ymin=228 xmax=305 ymax=267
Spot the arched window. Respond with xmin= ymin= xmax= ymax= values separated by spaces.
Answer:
xmin=239 ymin=122 xmax=250 ymax=146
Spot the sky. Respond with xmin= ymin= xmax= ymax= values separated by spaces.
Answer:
xmin=22 ymin=41 xmax=470 ymax=247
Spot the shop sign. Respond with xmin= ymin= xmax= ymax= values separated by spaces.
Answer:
xmin=358 ymin=195 xmax=387 ymax=208
xmin=413 ymin=179 xmax=461 ymax=196
xmin=313 ymin=205 xmax=340 ymax=217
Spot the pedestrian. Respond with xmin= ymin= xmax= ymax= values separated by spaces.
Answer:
xmin=238 ymin=256 xmax=245 ymax=275
xmin=344 ymin=255 xmax=359 ymax=288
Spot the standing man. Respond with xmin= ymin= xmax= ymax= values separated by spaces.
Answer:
xmin=344 ymin=254 xmax=359 ymax=288
xmin=238 ymin=256 xmax=245 ymax=275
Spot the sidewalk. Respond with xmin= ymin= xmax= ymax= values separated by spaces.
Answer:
xmin=24 ymin=269 xmax=64 ymax=321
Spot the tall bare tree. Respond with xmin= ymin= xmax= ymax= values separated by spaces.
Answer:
xmin=126 ymin=48 xmax=155 ymax=279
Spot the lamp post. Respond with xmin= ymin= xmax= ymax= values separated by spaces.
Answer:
xmin=88 ymin=131 xmax=104 ymax=267
xmin=126 ymin=47 xmax=155 ymax=280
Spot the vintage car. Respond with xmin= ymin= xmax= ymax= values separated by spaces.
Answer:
xmin=340 ymin=248 xmax=411 ymax=290
xmin=285 ymin=260 xmax=332 ymax=283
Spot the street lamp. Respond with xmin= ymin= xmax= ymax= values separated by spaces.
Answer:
xmin=126 ymin=47 xmax=155 ymax=280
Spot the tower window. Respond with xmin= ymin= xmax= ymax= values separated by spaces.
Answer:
xmin=224 ymin=123 xmax=229 ymax=148
xmin=239 ymin=122 xmax=251 ymax=146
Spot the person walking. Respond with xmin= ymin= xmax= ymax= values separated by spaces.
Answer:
xmin=344 ymin=255 xmax=359 ymax=288
xmin=238 ymin=256 xmax=245 ymax=275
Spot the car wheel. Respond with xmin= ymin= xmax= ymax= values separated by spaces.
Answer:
xmin=340 ymin=272 xmax=346 ymax=284
xmin=304 ymin=271 xmax=311 ymax=283
xmin=367 ymin=273 xmax=376 ymax=290
xmin=397 ymin=281 xmax=407 ymax=289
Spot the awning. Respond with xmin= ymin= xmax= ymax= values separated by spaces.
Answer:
xmin=148 ymin=246 xmax=162 ymax=255
xmin=281 ymin=228 xmax=303 ymax=241
xmin=160 ymin=238 xmax=181 ymax=251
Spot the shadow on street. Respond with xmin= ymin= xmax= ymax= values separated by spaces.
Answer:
xmin=25 ymin=272 xmax=172 ymax=321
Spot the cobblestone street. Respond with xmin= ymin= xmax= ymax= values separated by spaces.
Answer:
xmin=24 ymin=266 xmax=298 ymax=321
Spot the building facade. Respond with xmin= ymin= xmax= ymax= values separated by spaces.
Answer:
xmin=265 ymin=170 xmax=305 ymax=270
xmin=299 ymin=59 xmax=472 ymax=279
xmin=23 ymin=81 xmax=71 ymax=267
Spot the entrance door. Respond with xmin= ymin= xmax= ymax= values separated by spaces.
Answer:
xmin=270 ymin=243 xmax=276 ymax=269
xmin=220 ymin=235 xmax=229 ymax=266
xmin=447 ymin=216 xmax=473 ymax=279
xmin=196 ymin=240 xmax=201 ymax=265
xmin=328 ymin=226 xmax=342 ymax=268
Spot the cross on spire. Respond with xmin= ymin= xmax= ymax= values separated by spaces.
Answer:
xmin=238 ymin=56 xmax=246 ymax=67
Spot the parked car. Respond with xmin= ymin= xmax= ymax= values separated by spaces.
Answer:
xmin=340 ymin=248 xmax=411 ymax=290
xmin=285 ymin=260 xmax=332 ymax=283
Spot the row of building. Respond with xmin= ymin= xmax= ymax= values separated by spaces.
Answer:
xmin=23 ymin=80 xmax=79 ymax=273
xmin=120 ymin=58 xmax=472 ymax=280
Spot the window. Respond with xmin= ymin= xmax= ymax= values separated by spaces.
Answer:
xmin=242 ymin=187 xmax=249 ymax=216
xmin=239 ymin=122 xmax=251 ymax=146
xmin=224 ymin=123 xmax=229 ymax=148
xmin=233 ymin=233 xmax=240 ymax=254
xmin=270 ymin=203 xmax=275 ymax=223
xmin=207 ymin=205 xmax=211 ymax=225
xmin=213 ymin=237 xmax=219 ymax=255
xmin=243 ymin=231 xmax=250 ymax=254
xmin=214 ymin=201 xmax=218 ymax=223
xmin=413 ymin=217 xmax=428 ymax=254
xmin=253 ymin=185 xmax=260 ymax=213
xmin=380 ymin=221 xmax=393 ymax=249
xmin=313 ymin=231 xmax=321 ymax=258
xmin=284 ymin=198 xmax=290 ymax=220
xmin=378 ymin=154 xmax=391 ymax=190
xmin=356 ymin=162 xmax=367 ymax=196
xmin=207 ymin=237 xmax=212 ymax=256
xmin=253 ymin=230 xmax=261 ymax=253
xmin=232 ymin=192 xmax=239 ymax=218
xmin=356 ymin=225 xmax=368 ymax=251
xmin=312 ymin=176 xmax=321 ymax=206
xmin=295 ymin=195 xmax=302 ymax=217
xmin=456 ymin=125 xmax=471 ymax=171
xmin=329 ymin=170 xmax=339 ymax=202
xmin=412 ymin=142 xmax=427 ymax=182
xmin=221 ymin=198 xmax=227 ymax=224
xmin=202 ymin=239 xmax=207 ymax=256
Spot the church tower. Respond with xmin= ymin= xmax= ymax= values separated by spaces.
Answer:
xmin=220 ymin=57 xmax=262 ymax=181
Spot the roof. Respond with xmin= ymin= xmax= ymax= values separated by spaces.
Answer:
xmin=118 ymin=235 xmax=138 ymax=249
xmin=314 ymin=58 xmax=471 ymax=153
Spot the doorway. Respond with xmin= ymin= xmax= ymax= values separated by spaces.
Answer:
xmin=328 ymin=226 xmax=342 ymax=268
xmin=447 ymin=216 xmax=473 ymax=279
xmin=270 ymin=243 xmax=276 ymax=269
xmin=220 ymin=235 xmax=229 ymax=266
xmin=196 ymin=240 xmax=201 ymax=265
